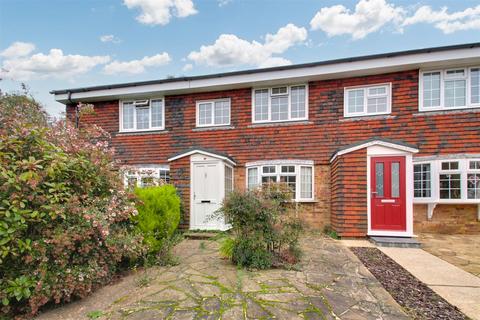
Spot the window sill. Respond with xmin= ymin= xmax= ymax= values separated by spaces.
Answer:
xmin=414 ymin=107 xmax=480 ymax=117
xmin=340 ymin=114 xmax=395 ymax=122
xmin=192 ymin=125 xmax=235 ymax=132
xmin=248 ymin=120 xmax=312 ymax=128
xmin=295 ymin=199 xmax=318 ymax=203
xmin=116 ymin=130 xmax=169 ymax=136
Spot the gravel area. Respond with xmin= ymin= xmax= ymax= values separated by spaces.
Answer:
xmin=351 ymin=247 xmax=468 ymax=320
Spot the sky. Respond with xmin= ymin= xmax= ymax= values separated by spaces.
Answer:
xmin=1 ymin=0 xmax=479 ymax=117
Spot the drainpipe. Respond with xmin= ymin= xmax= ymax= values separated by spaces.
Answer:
xmin=67 ymin=91 xmax=80 ymax=128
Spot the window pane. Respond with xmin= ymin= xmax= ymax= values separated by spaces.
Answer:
xmin=440 ymin=173 xmax=461 ymax=199
xmin=271 ymin=96 xmax=288 ymax=121
xmin=423 ymin=72 xmax=441 ymax=108
xmin=347 ymin=89 xmax=364 ymax=113
xmin=375 ymin=163 xmax=384 ymax=197
xmin=271 ymin=87 xmax=287 ymax=95
xmin=263 ymin=166 xmax=276 ymax=174
xmin=140 ymin=176 xmax=155 ymax=188
xmin=441 ymin=161 xmax=459 ymax=170
xmin=469 ymin=161 xmax=480 ymax=170
xmin=300 ymin=166 xmax=313 ymax=199
xmin=280 ymin=175 xmax=296 ymax=196
xmin=369 ymin=86 xmax=387 ymax=95
xmin=291 ymin=85 xmax=306 ymax=119
xmin=262 ymin=176 xmax=277 ymax=184
xmin=391 ymin=162 xmax=400 ymax=198
xmin=367 ymin=97 xmax=387 ymax=113
xmin=151 ymin=99 xmax=163 ymax=127
xmin=122 ymin=103 xmax=134 ymax=129
xmin=445 ymin=79 xmax=466 ymax=108
xmin=414 ymin=164 xmax=431 ymax=198
xmin=225 ymin=166 xmax=233 ymax=195
xmin=247 ymin=168 xmax=258 ymax=190
xmin=254 ymin=89 xmax=269 ymax=121
xmin=198 ymin=102 xmax=212 ymax=125
xmin=159 ymin=170 xmax=170 ymax=184
xmin=136 ymin=107 xmax=150 ymax=129
xmin=214 ymin=100 xmax=230 ymax=125
xmin=281 ymin=165 xmax=295 ymax=173
xmin=472 ymin=68 xmax=480 ymax=104
xmin=467 ymin=173 xmax=480 ymax=199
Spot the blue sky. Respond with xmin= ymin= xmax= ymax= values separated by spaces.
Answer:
xmin=1 ymin=0 xmax=479 ymax=117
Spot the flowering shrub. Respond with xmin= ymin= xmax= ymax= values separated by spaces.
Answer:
xmin=0 ymin=95 xmax=146 ymax=317
xmin=216 ymin=183 xmax=304 ymax=269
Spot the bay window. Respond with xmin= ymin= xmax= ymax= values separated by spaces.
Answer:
xmin=420 ymin=67 xmax=480 ymax=111
xmin=252 ymin=85 xmax=307 ymax=123
xmin=344 ymin=83 xmax=391 ymax=117
xmin=413 ymin=158 xmax=480 ymax=202
xmin=246 ymin=161 xmax=314 ymax=201
xmin=120 ymin=99 xmax=164 ymax=132
xmin=124 ymin=167 xmax=170 ymax=189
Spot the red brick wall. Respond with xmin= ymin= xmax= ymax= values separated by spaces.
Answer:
xmin=67 ymin=69 xmax=480 ymax=232
xmin=414 ymin=204 xmax=480 ymax=234
xmin=331 ymin=149 xmax=368 ymax=237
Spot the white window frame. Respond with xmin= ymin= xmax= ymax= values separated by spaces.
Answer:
xmin=245 ymin=161 xmax=314 ymax=202
xmin=419 ymin=67 xmax=480 ymax=112
xmin=413 ymin=162 xmax=433 ymax=200
xmin=123 ymin=166 xmax=170 ymax=188
xmin=196 ymin=98 xmax=231 ymax=127
xmin=251 ymin=84 xmax=308 ymax=123
xmin=343 ymin=83 xmax=392 ymax=117
xmin=119 ymin=98 xmax=165 ymax=132
xmin=413 ymin=157 xmax=480 ymax=204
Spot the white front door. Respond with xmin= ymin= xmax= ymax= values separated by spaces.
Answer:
xmin=191 ymin=161 xmax=225 ymax=230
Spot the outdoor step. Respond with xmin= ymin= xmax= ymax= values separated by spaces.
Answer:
xmin=183 ymin=232 xmax=219 ymax=240
xmin=369 ymin=236 xmax=421 ymax=248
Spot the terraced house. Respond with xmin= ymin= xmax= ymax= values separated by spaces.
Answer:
xmin=52 ymin=43 xmax=480 ymax=238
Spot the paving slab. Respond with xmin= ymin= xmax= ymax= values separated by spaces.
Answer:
xmin=35 ymin=235 xmax=407 ymax=320
xmin=380 ymin=247 xmax=480 ymax=320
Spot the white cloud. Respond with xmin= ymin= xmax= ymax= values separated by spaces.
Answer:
xmin=0 ymin=42 xmax=36 ymax=58
xmin=103 ymin=53 xmax=171 ymax=74
xmin=218 ymin=0 xmax=232 ymax=7
xmin=310 ymin=0 xmax=405 ymax=40
xmin=187 ymin=23 xmax=307 ymax=68
xmin=403 ymin=5 xmax=480 ymax=34
xmin=123 ymin=0 xmax=197 ymax=26
xmin=0 ymin=47 xmax=110 ymax=81
xmin=100 ymin=34 xmax=122 ymax=43
xmin=182 ymin=63 xmax=193 ymax=72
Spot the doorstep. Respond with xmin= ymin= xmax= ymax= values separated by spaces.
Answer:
xmin=369 ymin=236 xmax=421 ymax=248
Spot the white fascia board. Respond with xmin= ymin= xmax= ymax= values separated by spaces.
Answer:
xmin=330 ymin=141 xmax=419 ymax=162
xmin=245 ymin=159 xmax=314 ymax=167
xmin=54 ymin=47 xmax=480 ymax=104
xmin=168 ymin=150 xmax=236 ymax=166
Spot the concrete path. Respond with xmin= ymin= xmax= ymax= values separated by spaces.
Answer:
xmin=380 ymin=247 xmax=480 ymax=320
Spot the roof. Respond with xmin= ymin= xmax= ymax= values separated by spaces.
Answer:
xmin=51 ymin=42 xmax=480 ymax=104
xmin=330 ymin=137 xmax=419 ymax=162
xmin=51 ymin=42 xmax=480 ymax=95
xmin=167 ymin=147 xmax=236 ymax=165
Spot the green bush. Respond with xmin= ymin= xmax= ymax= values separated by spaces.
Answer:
xmin=215 ymin=183 xmax=304 ymax=269
xmin=0 ymin=94 xmax=146 ymax=317
xmin=134 ymin=185 xmax=181 ymax=258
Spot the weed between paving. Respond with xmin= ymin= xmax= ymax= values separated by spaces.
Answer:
xmin=351 ymin=247 xmax=468 ymax=320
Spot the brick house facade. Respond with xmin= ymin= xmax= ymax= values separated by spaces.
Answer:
xmin=56 ymin=43 xmax=480 ymax=237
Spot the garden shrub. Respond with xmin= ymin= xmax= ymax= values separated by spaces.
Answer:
xmin=0 ymin=94 xmax=146 ymax=317
xmin=215 ymin=183 xmax=304 ymax=269
xmin=133 ymin=185 xmax=181 ymax=261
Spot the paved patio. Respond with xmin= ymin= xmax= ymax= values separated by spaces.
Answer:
xmin=35 ymin=235 xmax=407 ymax=320
xmin=419 ymin=233 xmax=480 ymax=277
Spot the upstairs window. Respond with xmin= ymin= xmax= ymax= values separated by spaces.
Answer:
xmin=252 ymin=85 xmax=307 ymax=123
xmin=344 ymin=84 xmax=391 ymax=117
xmin=420 ymin=67 xmax=480 ymax=111
xmin=196 ymin=99 xmax=230 ymax=127
xmin=120 ymin=99 xmax=164 ymax=132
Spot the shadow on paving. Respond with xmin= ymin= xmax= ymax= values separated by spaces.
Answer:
xmin=36 ymin=235 xmax=408 ymax=320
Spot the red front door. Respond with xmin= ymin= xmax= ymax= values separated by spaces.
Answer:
xmin=371 ymin=156 xmax=406 ymax=231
